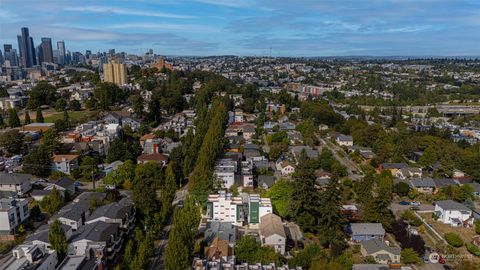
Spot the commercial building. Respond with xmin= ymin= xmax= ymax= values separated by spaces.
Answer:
xmin=103 ymin=60 xmax=127 ymax=85
xmin=40 ymin=37 xmax=54 ymax=63
xmin=17 ymin=27 xmax=36 ymax=68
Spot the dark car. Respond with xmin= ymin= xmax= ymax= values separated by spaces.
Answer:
xmin=399 ymin=201 xmax=410 ymax=205
xmin=177 ymin=200 xmax=183 ymax=208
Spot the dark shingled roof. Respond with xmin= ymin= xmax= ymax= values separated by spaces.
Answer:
xmin=71 ymin=221 xmax=119 ymax=242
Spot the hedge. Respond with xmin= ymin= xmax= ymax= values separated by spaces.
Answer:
xmin=444 ymin=233 xmax=463 ymax=247
xmin=466 ymin=243 xmax=480 ymax=257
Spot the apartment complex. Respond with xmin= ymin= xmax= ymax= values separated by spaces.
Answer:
xmin=103 ymin=60 xmax=127 ymax=85
xmin=206 ymin=191 xmax=272 ymax=225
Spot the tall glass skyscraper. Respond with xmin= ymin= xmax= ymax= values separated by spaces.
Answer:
xmin=57 ymin=40 xmax=66 ymax=65
xmin=40 ymin=37 xmax=54 ymax=63
xmin=17 ymin=27 xmax=36 ymax=68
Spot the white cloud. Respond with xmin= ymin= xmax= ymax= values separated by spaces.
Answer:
xmin=64 ymin=5 xmax=195 ymax=19
xmin=193 ymin=0 xmax=252 ymax=8
xmin=107 ymin=23 xmax=218 ymax=32
xmin=0 ymin=10 xmax=25 ymax=22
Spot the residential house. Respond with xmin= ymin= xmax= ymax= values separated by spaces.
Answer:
xmin=379 ymin=163 xmax=408 ymax=175
xmin=360 ymin=238 xmax=401 ymax=264
xmin=336 ymin=134 xmax=353 ymax=147
xmin=352 ymin=264 xmax=390 ymax=270
xmin=470 ymin=182 xmax=480 ymax=197
xmin=259 ymin=213 xmax=286 ymax=255
xmin=349 ymin=223 xmax=385 ymax=242
xmin=214 ymin=158 xmax=237 ymax=189
xmin=433 ymin=178 xmax=458 ymax=190
xmin=275 ymin=159 xmax=295 ymax=176
xmin=0 ymin=173 xmax=32 ymax=195
xmin=45 ymin=177 xmax=76 ymax=195
xmin=204 ymin=237 xmax=235 ymax=265
xmin=409 ymin=178 xmax=436 ymax=194
xmin=395 ymin=167 xmax=423 ymax=179
xmin=0 ymin=193 xmax=29 ymax=234
xmin=241 ymin=124 xmax=256 ymax=140
xmin=50 ymin=197 xmax=92 ymax=231
xmin=24 ymin=223 xmax=73 ymax=253
xmin=204 ymin=222 xmax=236 ymax=245
xmin=104 ymin=160 xmax=124 ymax=175
xmin=52 ymin=154 xmax=80 ymax=175
xmin=85 ymin=198 xmax=135 ymax=236
xmin=69 ymin=221 xmax=122 ymax=261
xmin=7 ymin=244 xmax=58 ymax=270
xmin=434 ymin=200 xmax=473 ymax=227
xmin=258 ymin=175 xmax=275 ymax=190
xmin=136 ymin=153 xmax=169 ymax=166
xmin=290 ymin=146 xmax=318 ymax=162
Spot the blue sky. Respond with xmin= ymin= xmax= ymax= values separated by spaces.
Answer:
xmin=1 ymin=0 xmax=480 ymax=56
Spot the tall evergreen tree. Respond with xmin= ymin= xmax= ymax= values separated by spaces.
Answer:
xmin=24 ymin=110 xmax=31 ymax=125
xmin=7 ymin=109 xmax=21 ymax=127
xmin=287 ymin=152 xmax=320 ymax=232
xmin=36 ymin=107 xmax=44 ymax=123
xmin=48 ymin=220 xmax=68 ymax=261
xmin=0 ymin=113 xmax=4 ymax=126
xmin=318 ymin=178 xmax=347 ymax=255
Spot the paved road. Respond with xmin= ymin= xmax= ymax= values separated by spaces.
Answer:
xmin=148 ymin=185 xmax=189 ymax=270
xmin=317 ymin=136 xmax=363 ymax=180
xmin=389 ymin=201 xmax=435 ymax=215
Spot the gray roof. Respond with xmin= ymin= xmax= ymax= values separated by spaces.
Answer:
xmin=433 ymin=178 xmax=457 ymax=188
xmin=0 ymin=190 xmax=17 ymax=199
xmin=350 ymin=223 xmax=385 ymax=236
xmin=204 ymin=222 xmax=236 ymax=245
xmin=51 ymin=198 xmax=90 ymax=221
xmin=361 ymin=238 xmax=401 ymax=255
xmin=0 ymin=173 xmax=31 ymax=185
xmin=258 ymin=175 xmax=275 ymax=188
xmin=352 ymin=264 xmax=389 ymax=270
xmin=86 ymin=197 xmax=131 ymax=222
xmin=382 ymin=163 xmax=408 ymax=169
xmin=468 ymin=182 xmax=480 ymax=193
xmin=55 ymin=177 xmax=75 ymax=189
xmin=409 ymin=178 xmax=435 ymax=188
xmin=25 ymin=223 xmax=72 ymax=244
xmin=71 ymin=221 xmax=119 ymax=242
xmin=435 ymin=200 xmax=472 ymax=212
xmin=337 ymin=134 xmax=353 ymax=141
xmin=31 ymin=189 xmax=53 ymax=197
xmin=290 ymin=146 xmax=318 ymax=159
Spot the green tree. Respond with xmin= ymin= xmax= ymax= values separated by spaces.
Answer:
xmin=0 ymin=129 xmax=24 ymax=154
xmin=394 ymin=182 xmax=410 ymax=196
xmin=40 ymin=187 xmax=64 ymax=215
xmin=41 ymin=129 xmax=61 ymax=154
xmin=103 ymin=160 xmax=136 ymax=187
xmin=23 ymin=145 xmax=52 ymax=177
xmin=48 ymin=220 xmax=68 ymax=261
xmin=69 ymin=100 xmax=81 ymax=111
xmin=318 ymin=179 xmax=346 ymax=254
xmin=288 ymin=152 xmax=320 ymax=232
xmin=24 ymin=111 xmax=31 ymax=125
xmin=265 ymin=180 xmax=293 ymax=218
xmin=7 ymin=109 xmax=21 ymax=127
xmin=26 ymin=81 xmax=57 ymax=109
xmin=160 ymin=162 xmax=177 ymax=223
xmin=35 ymin=108 xmax=44 ymax=123
xmin=55 ymin=99 xmax=67 ymax=111
xmin=401 ymin=248 xmax=421 ymax=264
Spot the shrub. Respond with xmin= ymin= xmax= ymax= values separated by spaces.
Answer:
xmin=466 ymin=243 xmax=480 ymax=257
xmin=444 ymin=233 xmax=463 ymax=247
xmin=475 ymin=220 xmax=480 ymax=235
xmin=401 ymin=210 xmax=422 ymax=227
xmin=401 ymin=248 xmax=422 ymax=264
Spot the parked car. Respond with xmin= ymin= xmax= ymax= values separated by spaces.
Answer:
xmin=399 ymin=201 xmax=410 ymax=205
xmin=411 ymin=201 xmax=421 ymax=206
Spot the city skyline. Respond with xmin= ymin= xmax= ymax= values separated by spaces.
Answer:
xmin=1 ymin=0 xmax=480 ymax=56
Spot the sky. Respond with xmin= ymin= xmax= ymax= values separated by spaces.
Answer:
xmin=1 ymin=0 xmax=480 ymax=57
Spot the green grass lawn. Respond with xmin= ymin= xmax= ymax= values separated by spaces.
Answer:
xmin=43 ymin=110 xmax=98 ymax=124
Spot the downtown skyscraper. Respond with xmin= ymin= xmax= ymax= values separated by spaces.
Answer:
xmin=40 ymin=37 xmax=54 ymax=63
xmin=17 ymin=27 xmax=36 ymax=68
xmin=57 ymin=40 xmax=66 ymax=65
